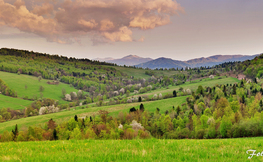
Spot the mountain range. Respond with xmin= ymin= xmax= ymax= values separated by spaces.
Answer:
xmin=93 ymin=55 xmax=153 ymax=66
xmin=94 ymin=54 xmax=259 ymax=69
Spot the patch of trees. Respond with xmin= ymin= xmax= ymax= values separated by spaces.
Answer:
xmin=0 ymin=78 xmax=17 ymax=97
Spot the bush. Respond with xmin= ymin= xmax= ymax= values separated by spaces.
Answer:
xmin=163 ymin=93 xmax=173 ymax=99
xmin=196 ymin=129 xmax=205 ymax=139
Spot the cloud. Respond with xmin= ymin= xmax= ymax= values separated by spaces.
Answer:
xmin=31 ymin=3 xmax=53 ymax=16
xmin=78 ymin=19 xmax=98 ymax=29
xmin=102 ymin=26 xmax=133 ymax=42
xmin=138 ymin=36 xmax=145 ymax=42
xmin=0 ymin=0 xmax=183 ymax=44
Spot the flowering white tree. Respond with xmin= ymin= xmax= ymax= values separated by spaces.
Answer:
xmin=130 ymin=120 xmax=144 ymax=131
xmin=186 ymin=89 xmax=191 ymax=95
xmin=39 ymin=107 xmax=47 ymax=115
xmin=146 ymin=85 xmax=152 ymax=91
xmin=118 ymin=124 xmax=123 ymax=129
xmin=113 ymin=91 xmax=119 ymax=96
xmin=65 ymin=94 xmax=71 ymax=101
xmin=119 ymin=88 xmax=125 ymax=94
xmin=134 ymin=90 xmax=138 ymax=94
xmin=127 ymin=99 xmax=132 ymax=103
xmin=39 ymin=105 xmax=59 ymax=115
xmin=77 ymin=90 xmax=83 ymax=99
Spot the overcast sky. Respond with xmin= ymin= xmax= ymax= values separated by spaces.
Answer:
xmin=0 ymin=0 xmax=262 ymax=60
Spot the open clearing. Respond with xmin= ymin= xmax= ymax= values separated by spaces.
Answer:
xmin=0 ymin=94 xmax=32 ymax=110
xmin=0 ymin=71 xmax=78 ymax=104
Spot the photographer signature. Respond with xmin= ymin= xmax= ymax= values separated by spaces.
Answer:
xmin=246 ymin=150 xmax=263 ymax=159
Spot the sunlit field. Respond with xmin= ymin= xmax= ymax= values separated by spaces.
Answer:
xmin=1 ymin=138 xmax=262 ymax=161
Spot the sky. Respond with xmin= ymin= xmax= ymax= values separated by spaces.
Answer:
xmin=0 ymin=0 xmax=262 ymax=60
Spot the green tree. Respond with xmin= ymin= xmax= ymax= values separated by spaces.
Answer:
xmin=126 ymin=90 xmax=130 ymax=97
xmin=220 ymin=115 xmax=232 ymax=138
xmin=173 ymin=90 xmax=177 ymax=97
xmin=62 ymin=88 xmax=66 ymax=97
xmin=39 ymin=85 xmax=45 ymax=92
xmin=53 ymin=129 xmax=58 ymax=140
xmin=200 ymin=115 xmax=209 ymax=129
xmin=70 ymin=126 xmax=82 ymax=140
xmin=12 ymin=124 xmax=18 ymax=141
xmin=140 ymin=103 xmax=144 ymax=112
xmin=232 ymin=84 xmax=236 ymax=95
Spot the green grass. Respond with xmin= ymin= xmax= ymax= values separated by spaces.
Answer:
xmin=0 ymin=71 xmax=79 ymax=105
xmin=0 ymin=94 xmax=32 ymax=110
xmin=0 ymin=96 xmax=187 ymax=134
xmin=0 ymin=137 xmax=262 ymax=161
xmin=132 ymin=76 xmax=239 ymax=98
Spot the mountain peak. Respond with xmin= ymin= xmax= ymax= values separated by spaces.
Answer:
xmin=123 ymin=55 xmax=141 ymax=59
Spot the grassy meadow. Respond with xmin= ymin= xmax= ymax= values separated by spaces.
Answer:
xmin=0 ymin=94 xmax=32 ymax=110
xmin=0 ymin=71 xmax=78 ymax=104
xmin=0 ymin=96 xmax=187 ymax=133
xmin=131 ymin=76 xmax=239 ymax=98
xmin=1 ymin=137 xmax=262 ymax=161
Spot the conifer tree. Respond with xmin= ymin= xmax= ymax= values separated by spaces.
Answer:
xmin=223 ymin=85 xmax=226 ymax=92
xmin=176 ymin=106 xmax=181 ymax=115
xmin=140 ymin=103 xmax=144 ymax=112
xmin=260 ymin=100 xmax=263 ymax=111
xmin=53 ymin=129 xmax=58 ymax=140
xmin=74 ymin=115 xmax=78 ymax=122
xmin=242 ymin=95 xmax=245 ymax=104
xmin=12 ymin=124 xmax=18 ymax=141
xmin=232 ymin=84 xmax=236 ymax=95
xmin=173 ymin=90 xmax=177 ymax=97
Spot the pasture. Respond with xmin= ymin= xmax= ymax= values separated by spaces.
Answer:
xmin=0 ymin=137 xmax=262 ymax=161
xmin=0 ymin=71 xmax=78 ymax=104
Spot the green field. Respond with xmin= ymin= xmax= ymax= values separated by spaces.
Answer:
xmin=0 ymin=71 xmax=79 ymax=104
xmin=0 ymin=94 xmax=32 ymax=110
xmin=132 ymin=76 xmax=239 ymax=98
xmin=1 ymin=137 xmax=262 ymax=161
xmin=0 ymin=96 xmax=187 ymax=133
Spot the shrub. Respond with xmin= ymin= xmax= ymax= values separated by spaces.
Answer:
xmin=130 ymin=120 xmax=144 ymax=131
xmin=123 ymin=128 xmax=136 ymax=139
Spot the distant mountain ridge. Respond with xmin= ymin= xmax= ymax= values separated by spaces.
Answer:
xmin=136 ymin=54 xmax=259 ymax=69
xmin=93 ymin=55 xmax=153 ymax=66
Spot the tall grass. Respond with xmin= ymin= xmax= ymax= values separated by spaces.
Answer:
xmin=0 ymin=137 xmax=262 ymax=161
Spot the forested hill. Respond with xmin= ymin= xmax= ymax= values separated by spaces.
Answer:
xmin=235 ymin=53 xmax=263 ymax=79
xmin=0 ymin=48 xmax=115 ymax=66
xmin=0 ymin=48 xmax=131 ymax=91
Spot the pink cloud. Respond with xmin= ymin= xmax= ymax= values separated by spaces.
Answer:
xmin=0 ymin=0 xmax=184 ymax=44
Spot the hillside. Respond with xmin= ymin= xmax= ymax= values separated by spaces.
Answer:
xmin=136 ymin=57 xmax=189 ymax=69
xmin=186 ymin=54 xmax=258 ymax=68
xmin=94 ymin=55 xmax=153 ymax=66
xmin=136 ymin=54 xmax=258 ymax=69
xmin=0 ymin=76 xmax=239 ymax=133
